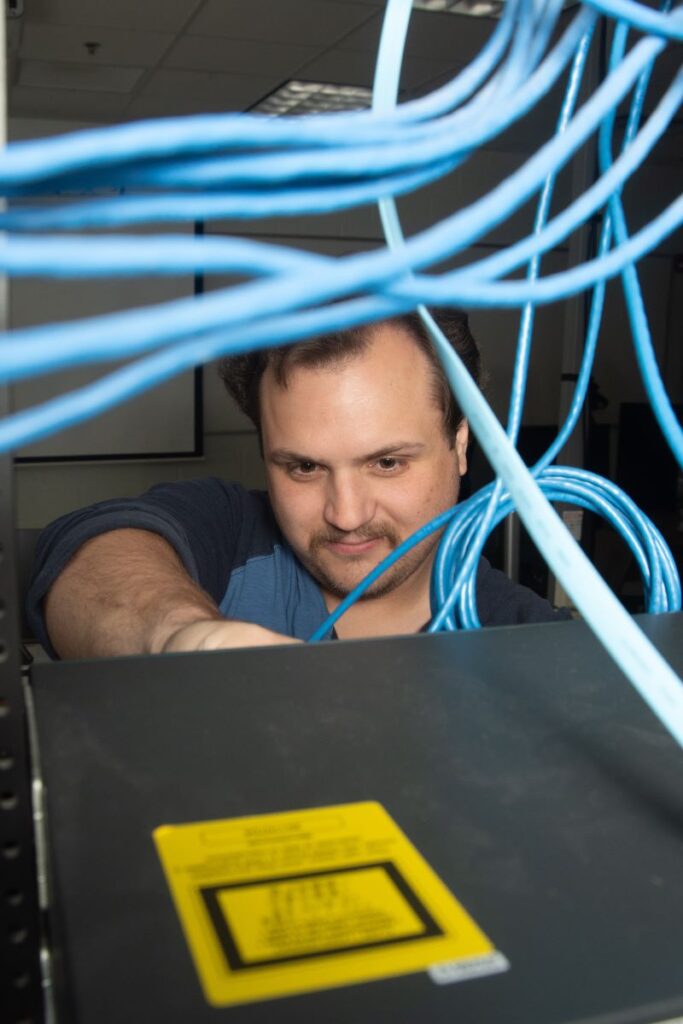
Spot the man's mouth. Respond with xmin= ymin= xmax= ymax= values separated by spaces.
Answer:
xmin=325 ymin=537 xmax=382 ymax=556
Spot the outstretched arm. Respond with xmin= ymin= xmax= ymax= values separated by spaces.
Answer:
xmin=44 ymin=528 xmax=297 ymax=659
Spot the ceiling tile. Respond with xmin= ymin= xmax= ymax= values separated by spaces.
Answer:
xmin=337 ymin=8 xmax=494 ymax=61
xmin=296 ymin=47 xmax=455 ymax=93
xmin=18 ymin=60 xmax=144 ymax=94
xmin=25 ymin=0 xmax=204 ymax=34
xmin=289 ymin=48 xmax=377 ymax=88
xmin=330 ymin=11 xmax=383 ymax=51
xmin=9 ymin=85 xmax=131 ymax=123
xmin=164 ymin=35 xmax=318 ymax=77
xmin=19 ymin=21 xmax=175 ymax=68
xmin=187 ymin=0 xmax=376 ymax=46
xmin=401 ymin=11 xmax=495 ymax=62
xmin=125 ymin=68 xmax=281 ymax=119
xmin=406 ymin=63 xmax=466 ymax=100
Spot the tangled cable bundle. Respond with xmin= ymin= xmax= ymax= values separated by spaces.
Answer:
xmin=1 ymin=0 xmax=682 ymax=741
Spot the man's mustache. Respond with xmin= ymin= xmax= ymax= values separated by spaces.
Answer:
xmin=310 ymin=523 xmax=401 ymax=550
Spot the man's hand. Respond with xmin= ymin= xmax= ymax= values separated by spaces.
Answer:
xmin=161 ymin=619 xmax=302 ymax=654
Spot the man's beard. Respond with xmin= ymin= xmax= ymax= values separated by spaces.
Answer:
xmin=302 ymin=522 xmax=437 ymax=601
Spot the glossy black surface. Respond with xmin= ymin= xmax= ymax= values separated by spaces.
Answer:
xmin=31 ymin=614 xmax=683 ymax=1024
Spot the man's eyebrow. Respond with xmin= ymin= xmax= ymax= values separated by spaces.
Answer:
xmin=268 ymin=448 xmax=312 ymax=463
xmin=268 ymin=443 xmax=426 ymax=464
xmin=363 ymin=442 xmax=426 ymax=461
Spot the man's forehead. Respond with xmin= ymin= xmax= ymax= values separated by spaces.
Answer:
xmin=260 ymin=344 xmax=445 ymax=466
xmin=264 ymin=323 xmax=430 ymax=390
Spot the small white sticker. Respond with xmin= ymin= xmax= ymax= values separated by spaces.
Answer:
xmin=429 ymin=951 xmax=510 ymax=985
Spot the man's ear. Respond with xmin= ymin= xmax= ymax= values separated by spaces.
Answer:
xmin=454 ymin=420 xmax=469 ymax=476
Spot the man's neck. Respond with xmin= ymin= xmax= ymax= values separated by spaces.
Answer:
xmin=324 ymin=566 xmax=432 ymax=640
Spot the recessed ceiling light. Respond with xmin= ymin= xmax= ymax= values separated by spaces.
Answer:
xmin=413 ymin=0 xmax=504 ymax=15
xmin=414 ymin=0 xmax=578 ymax=13
xmin=252 ymin=81 xmax=373 ymax=117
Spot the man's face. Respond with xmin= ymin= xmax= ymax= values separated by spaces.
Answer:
xmin=260 ymin=324 xmax=469 ymax=605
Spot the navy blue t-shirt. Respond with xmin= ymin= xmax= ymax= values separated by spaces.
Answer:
xmin=27 ymin=478 xmax=569 ymax=657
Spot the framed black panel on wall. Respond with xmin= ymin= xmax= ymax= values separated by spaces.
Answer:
xmin=11 ymin=223 xmax=204 ymax=463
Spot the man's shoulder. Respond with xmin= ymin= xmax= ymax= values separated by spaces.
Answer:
xmin=148 ymin=476 xmax=267 ymax=507
xmin=142 ymin=476 xmax=273 ymax=525
xmin=476 ymin=556 xmax=570 ymax=626
xmin=142 ymin=476 xmax=280 ymax=551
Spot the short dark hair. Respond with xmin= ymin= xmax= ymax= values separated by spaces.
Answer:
xmin=217 ymin=307 xmax=482 ymax=445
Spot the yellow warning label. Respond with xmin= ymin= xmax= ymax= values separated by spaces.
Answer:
xmin=153 ymin=801 xmax=500 ymax=1007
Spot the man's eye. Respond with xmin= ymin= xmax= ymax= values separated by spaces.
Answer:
xmin=291 ymin=461 xmax=318 ymax=476
xmin=376 ymin=456 xmax=401 ymax=471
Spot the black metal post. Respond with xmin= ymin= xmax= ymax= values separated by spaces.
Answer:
xmin=0 ymin=390 xmax=44 ymax=1021
xmin=0 ymin=6 xmax=44 ymax=1011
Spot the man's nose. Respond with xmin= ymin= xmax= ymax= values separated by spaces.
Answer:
xmin=323 ymin=474 xmax=375 ymax=533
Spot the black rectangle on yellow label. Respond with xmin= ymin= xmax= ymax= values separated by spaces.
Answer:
xmin=201 ymin=860 xmax=443 ymax=970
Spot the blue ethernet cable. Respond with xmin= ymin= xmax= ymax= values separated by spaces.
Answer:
xmin=0 ymin=0 xmax=522 ymax=193
xmin=582 ymin=0 xmax=683 ymax=38
xmin=0 ymin=294 xmax=413 ymax=451
xmin=0 ymin=5 xmax=591 ymax=232
xmin=444 ymin=74 xmax=681 ymax=285
xmin=0 ymin=4 xmax=527 ymax=200
xmin=430 ymin=470 xmax=680 ymax=619
xmin=0 ymin=234 xmax=329 ymax=278
xmin=0 ymin=24 xmax=669 ymax=388
xmin=0 ymin=162 xmax=458 ymax=230
xmin=1 ymin=179 xmax=679 ymax=389
xmin=0 ymin=0 xmax=674 ymax=192
xmin=0 ymin=0 xmax=548 ymax=197
xmin=1 ymin=181 xmax=681 ymax=448
xmin=1 ymin=71 xmax=678 ymax=289
xmin=598 ymin=17 xmax=683 ymax=471
xmin=0 ymin=51 xmax=678 ymax=295
xmin=5 ymin=11 xmax=555 ymax=210
xmin=404 ymin=191 xmax=683 ymax=304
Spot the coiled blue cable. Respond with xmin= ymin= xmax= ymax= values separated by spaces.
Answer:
xmin=310 ymin=0 xmax=683 ymax=752
xmin=428 ymin=16 xmax=597 ymax=634
xmin=312 ymin=0 xmax=680 ymax=642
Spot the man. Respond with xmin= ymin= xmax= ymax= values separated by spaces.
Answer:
xmin=27 ymin=308 xmax=566 ymax=659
